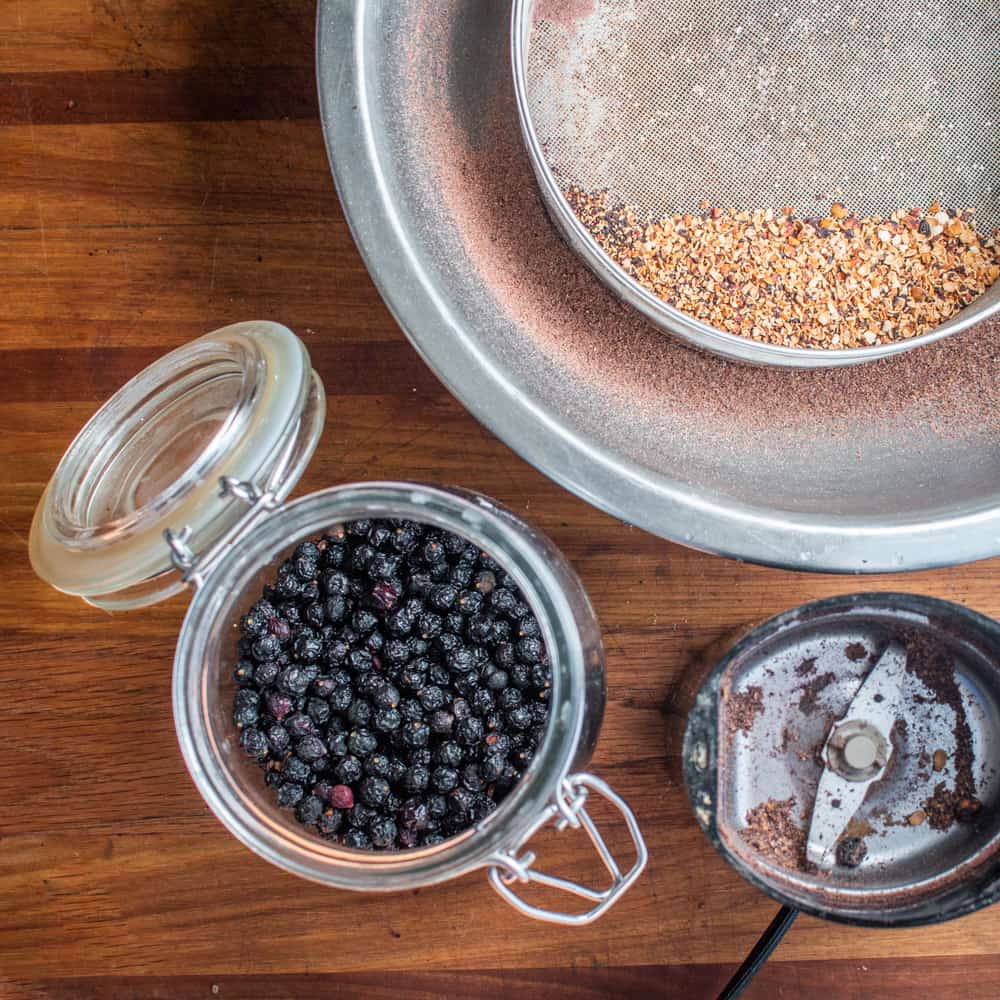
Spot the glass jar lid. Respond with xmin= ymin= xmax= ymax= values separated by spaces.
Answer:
xmin=29 ymin=321 xmax=325 ymax=610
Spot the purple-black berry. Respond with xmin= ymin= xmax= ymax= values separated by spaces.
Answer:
xmin=232 ymin=518 xmax=551 ymax=851
xmin=329 ymin=784 xmax=354 ymax=809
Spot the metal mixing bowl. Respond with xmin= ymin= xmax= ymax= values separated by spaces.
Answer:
xmin=316 ymin=0 xmax=1000 ymax=573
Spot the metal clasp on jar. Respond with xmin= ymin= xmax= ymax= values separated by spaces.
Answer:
xmin=164 ymin=477 xmax=280 ymax=588
xmin=487 ymin=773 xmax=647 ymax=925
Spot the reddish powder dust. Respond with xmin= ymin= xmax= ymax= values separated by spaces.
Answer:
xmin=794 ymin=657 xmax=818 ymax=677
xmin=904 ymin=633 xmax=979 ymax=831
xmin=724 ymin=684 xmax=765 ymax=736
xmin=535 ymin=0 xmax=598 ymax=27
xmin=742 ymin=797 xmax=808 ymax=871
xmin=797 ymin=671 xmax=836 ymax=716
xmin=400 ymin=5 xmax=1000 ymax=458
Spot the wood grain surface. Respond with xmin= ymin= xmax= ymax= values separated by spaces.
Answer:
xmin=2 ymin=2 xmax=999 ymax=997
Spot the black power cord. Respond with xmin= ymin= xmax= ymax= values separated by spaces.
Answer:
xmin=717 ymin=906 xmax=799 ymax=1000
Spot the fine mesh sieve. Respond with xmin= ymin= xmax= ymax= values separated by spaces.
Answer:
xmin=512 ymin=0 xmax=1000 ymax=367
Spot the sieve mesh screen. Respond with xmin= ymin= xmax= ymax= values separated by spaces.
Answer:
xmin=527 ymin=0 xmax=1000 ymax=230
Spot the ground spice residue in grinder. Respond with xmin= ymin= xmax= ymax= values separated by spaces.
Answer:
xmin=683 ymin=594 xmax=1000 ymax=925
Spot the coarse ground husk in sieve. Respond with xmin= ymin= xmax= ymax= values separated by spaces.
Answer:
xmin=512 ymin=0 xmax=1000 ymax=368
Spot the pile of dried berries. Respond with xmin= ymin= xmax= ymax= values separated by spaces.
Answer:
xmin=566 ymin=187 xmax=1000 ymax=349
xmin=232 ymin=520 xmax=551 ymax=850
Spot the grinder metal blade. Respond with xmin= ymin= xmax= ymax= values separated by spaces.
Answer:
xmin=690 ymin=594 xmax=1000 ymax=924
xmin=806 ymin=641 xmax=907 ymax=869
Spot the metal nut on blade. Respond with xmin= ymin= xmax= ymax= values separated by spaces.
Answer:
xmin=825 ymin=719 xmax=891 ymax=782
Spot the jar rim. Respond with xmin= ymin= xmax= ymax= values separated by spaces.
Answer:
xmin=173 ymin=482 xmax=590 ymax=890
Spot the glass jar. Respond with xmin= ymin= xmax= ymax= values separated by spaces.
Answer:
xmin=30 ymin=322 xmax=646 ymax=925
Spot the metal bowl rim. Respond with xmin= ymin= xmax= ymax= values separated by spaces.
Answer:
xmin=315 ymin=0 xmax=1000 ymax=574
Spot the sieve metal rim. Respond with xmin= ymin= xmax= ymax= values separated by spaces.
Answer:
xmin=510 ymin=0 xmax=1000 ymax=369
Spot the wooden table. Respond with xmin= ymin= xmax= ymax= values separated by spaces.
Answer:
xmin=2 ymin=2 xmax=999 ymax=996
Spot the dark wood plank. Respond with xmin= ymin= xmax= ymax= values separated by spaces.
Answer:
xmin=14 ymin=958 xmax=1000 ymax=1000
xmin=0 ymin=0 xmax=315 ymax=74
xmin=0 ymin=67 xmax=317 ymax=126
xmin=0 ymin=341 xmax=442 ymax=403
